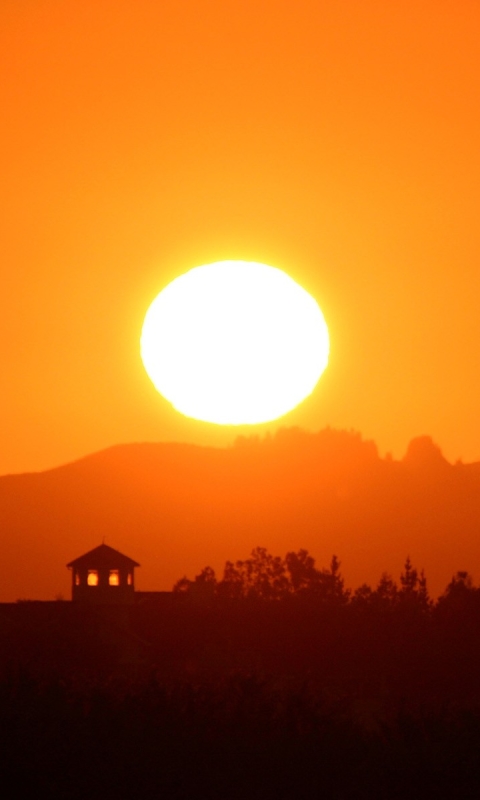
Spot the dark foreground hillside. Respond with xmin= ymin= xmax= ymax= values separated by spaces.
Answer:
xmin=3 ymin=573 xmax=480 ymax=799
xmin=2 ymin=671 xmax=480 ymax=800
xmin=2 ymin=427 xmax=480 ymax=601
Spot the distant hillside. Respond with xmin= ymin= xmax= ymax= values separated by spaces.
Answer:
xmin=1 ymin=428 xmax=480 ymax=601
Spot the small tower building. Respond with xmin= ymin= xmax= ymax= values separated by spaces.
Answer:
xmin=67 ymin=544 xmax=140 ymax=604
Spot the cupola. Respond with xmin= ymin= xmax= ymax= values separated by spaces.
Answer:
xmin=67 ymin=544 xmax=140 ymax=604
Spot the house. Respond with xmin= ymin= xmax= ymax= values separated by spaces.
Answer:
xmin=67 ymin=544 xmax=140 ymax=605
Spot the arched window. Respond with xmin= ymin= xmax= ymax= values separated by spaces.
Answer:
xmin=87 ymin=570 xmax=99 ymax=586
xmin=75 ymin=572 xmax=80 ymax=586
xmin=109 ymin=570 xmax=120 ymax=586
xmin=127 ymin=573 xmax=132 ymax=586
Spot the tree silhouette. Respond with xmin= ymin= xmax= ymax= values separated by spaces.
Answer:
xmin=173 ymin=566 xmax=217 ymax=602
xmin=320 ymin=554 xmax=350 ymax=604
xmin=218 ymin=547 xmax=290 ymax=600
xmin=284 ymin=548 xmax=319 ymax=592
xmin=436 ymin=570 xmax=479 ymax=621
xmin=175 ymin=547 xmax=350 ymax=604
xmin=399 ymin=556 xmax=431 ymax=612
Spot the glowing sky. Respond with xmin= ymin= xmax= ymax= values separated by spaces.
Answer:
xmin=1 ymin=0 xmax=480 ymax=473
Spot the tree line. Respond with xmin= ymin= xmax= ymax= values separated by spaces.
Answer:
xmin=173 ymin=546 xmax=466 ymax=614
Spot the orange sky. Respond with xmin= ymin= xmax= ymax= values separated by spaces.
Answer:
xmin=1 ymin=0 xmax=480 ymax=475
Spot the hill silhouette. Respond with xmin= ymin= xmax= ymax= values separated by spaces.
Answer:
xmin=1 ymin=427 xmax=480 ymax=602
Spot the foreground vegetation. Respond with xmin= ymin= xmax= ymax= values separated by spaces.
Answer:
xmin=3 ymin=549 xmax=480 ymax=796
xmin=2 ymin=668 xmax=480 ymax=799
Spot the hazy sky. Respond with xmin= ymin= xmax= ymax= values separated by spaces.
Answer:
xmin=1 ymin=0 xmax=480 ymax=474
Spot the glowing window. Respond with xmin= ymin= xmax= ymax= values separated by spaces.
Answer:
xmin=87 ymin=570 xmax=99 ymax=586
xmin=127 ymin=573 xmax=132 ymax=586
xmin=109 ymin=570 xmax=120 ymax=586
xmin=75 ymin=573 xmax=80 ymax=586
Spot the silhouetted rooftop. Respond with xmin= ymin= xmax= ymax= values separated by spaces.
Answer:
xmin=66 ymin=543 xmax=140 ymax=569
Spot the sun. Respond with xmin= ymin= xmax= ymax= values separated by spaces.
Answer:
xmin=140 ymin=260 xmax=329 ymax=424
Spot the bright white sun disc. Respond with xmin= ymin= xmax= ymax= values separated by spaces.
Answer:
xmin=140 ymin=261 xmax=329 ymax=424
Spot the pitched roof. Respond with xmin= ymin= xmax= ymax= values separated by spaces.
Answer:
xmin=66 ymin=544 xmax=140 ymax=569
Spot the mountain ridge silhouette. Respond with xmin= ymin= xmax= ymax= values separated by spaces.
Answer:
xmin=2 ymin=428 xmax=480 ymax=602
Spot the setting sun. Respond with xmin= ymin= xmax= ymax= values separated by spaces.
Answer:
xmin=140 ymin=261 xmax=329 ymax=425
